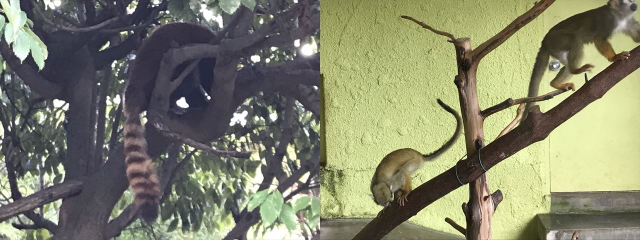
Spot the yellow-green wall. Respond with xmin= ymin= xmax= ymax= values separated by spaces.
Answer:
xmin=321 ymin=0 xmax=640 ymax=238
xmin=543 ymin=1 xmax=640 ymax=192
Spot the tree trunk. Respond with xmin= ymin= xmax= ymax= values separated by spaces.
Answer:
xmin=452 ymin=39 xmax=494 ymax=239
xmin=52 ymin=47 xmax=123 ymax=240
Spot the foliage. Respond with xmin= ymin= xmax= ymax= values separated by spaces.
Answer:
xmin=0 ymin=0 xmax=319 ymax=238
xmin=0 ymin=0 xmax=48 ymax=69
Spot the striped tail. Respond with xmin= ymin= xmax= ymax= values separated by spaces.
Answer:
xmin=124 ymin=114 xmax=160 ymax=222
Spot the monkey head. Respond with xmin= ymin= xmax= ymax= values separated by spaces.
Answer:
xmin=371 ymin=182 xmax=393 ymax=207
xmin=610 ymin=0 xmax=637 ymax=14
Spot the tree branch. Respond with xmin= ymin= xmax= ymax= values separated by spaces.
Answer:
xmin=351 ymin=45 xmax=640 ymax=240
xmin=472 ymin=0 xmax=556 ymax=64
xmin=31 ymin=0 xmax=121 ymax=32
xmin=94 ymin=32 xmax=142 ymax=69
xmin=445 ymin=217 xmax=466 ymax=235
xmin=481 ymin=89 xmax=566 ymax=118
xmin=22 ymin=211 xmax=58 ymax=234
xmin=497 ymin=103 xmax=525 ymax=138
xmin=0 ymin=41 xmax=63 ymax=99
xmin=0 ymin=180 xmax=83 ymax=222
xmin=400 ymin=15 xmax=456 ymax=42
xmin=103 ymin=204 xmax=138 ymax=238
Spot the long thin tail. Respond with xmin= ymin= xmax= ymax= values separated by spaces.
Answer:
xmin=422 ymin=99 xmax=462 ymax=161
xmin=124 ymin=114 xmax=160 ymax=222
xmin=524 ymin=49 xmax=550 ymax=118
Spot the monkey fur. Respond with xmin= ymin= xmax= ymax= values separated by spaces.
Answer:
xmin=370 ymin=99 xmax=462 ymax=207
xmin=527 ymin=0 xmax=640 ymax=113
xmin=123 ymin=22 xmax=217 ymax=222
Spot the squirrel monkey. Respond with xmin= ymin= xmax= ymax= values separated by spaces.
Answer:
xmin=527 ymin=0 xmax=640 ymax=112
xmin=370 ymin=99 xmax=462 ymax=207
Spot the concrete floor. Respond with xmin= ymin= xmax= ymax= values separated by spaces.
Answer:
xmin=321 ymin=218 xmax=464 ymax=240
xmin=537 ymin=212 xmax=640 ymax=240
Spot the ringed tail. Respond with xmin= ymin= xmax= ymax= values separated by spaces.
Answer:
xmin=423 ymin=99 xmax=463 ymax=161
xmin=124 ymin=114 xmax=160 ymax=222
xmin=524 ymin=49 xmax=550 ymax=118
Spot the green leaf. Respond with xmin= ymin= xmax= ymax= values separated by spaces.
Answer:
xmin=17 ymin=11 xmax=27 ymax=28
xmin=279 ymin=204 xmax=297 ymax=231
xmin=160 ymin=203 xmax=174 ymax=221
xmin=308 ymin=211 xmax=319 ymax=229
xmin=25 ymin=28 xmax=47 ymax=69
xmin=168 ymin=0 xmax=187 ymax=17
xmin=247 ymin=189 xmax=269 ymax=211
xmin=260 ymin=205 xmax=277 ymax=226
xmin=0 ymin=54 xmax=4 ymax=75
xmin=219 ymin=0 xmax=241 ymax=14
xmin=240 ymin=0 xmax=255 ymax=10
xmin=4 ymin=23 xmax=15 ymax=44
xmin=53 ymin=174 xmax=62 ymax=184
xmin=311 ymin=197 xmax=320 ymax=216
xmin=167 ymin=218 xmax=179 ymax=232
xmin=0 ymin=15 xmax=6 ymax=33
xmin=260 ymin=191 xmax=284 ymax=226
xmin=293 ymin=196 xmax=311 ymax=212
xmin=13 ymin=30 xmax=30 ymax=62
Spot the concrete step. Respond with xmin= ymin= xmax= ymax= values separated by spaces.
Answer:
xmin=551 ymin=191 xmax=640 ymax=214
xmin=321 ymin=218 xmax=464 ymax=240
xmin=537 ymin=212 xmax=640 ymax=240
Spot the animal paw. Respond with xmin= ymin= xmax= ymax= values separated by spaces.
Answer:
xmin=571 ymin=64 xmax=594 ymax=74
xmin=560 ymin=82 xmax=575 ymax=91
xmin=397 ymin=194 xmax=409 ymax=206
xmin=613 ymin=51 xmax=631 ymax=61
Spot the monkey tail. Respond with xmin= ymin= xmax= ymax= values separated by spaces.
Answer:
xmin=524 ymin=49 xmax=550 ymax=118
xmin=124 ymin=113 xmax=160 ymax=222
xmin=422 ymin=99 xmax=462 ymax=161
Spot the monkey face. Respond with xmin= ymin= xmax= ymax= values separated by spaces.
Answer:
xmin=371 ymin=183 xmax=393 ymax=207
xmin=611 ymin=0 xmax=637 ymax=13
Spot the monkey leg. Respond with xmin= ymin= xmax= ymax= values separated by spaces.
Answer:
xmin=397 ymin=170 xmax=412 ymax=206
xmin=566 ymin=44 xmax=594 ymax=74
xmin=550 ymin=67 xmax=576 ymax=91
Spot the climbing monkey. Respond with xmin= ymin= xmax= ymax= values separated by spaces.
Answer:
xmin=527 ymin=0 xmax=640 ymax=113
xmin=370 ymin=99 xmax=462 ymax=207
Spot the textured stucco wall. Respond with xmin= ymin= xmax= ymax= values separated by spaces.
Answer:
xmin=321 ymin=0 xmax=640 ymax=238
xmin=543 ymin=0 xmax=640 ymax=192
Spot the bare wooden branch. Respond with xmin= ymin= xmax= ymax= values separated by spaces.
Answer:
xmin=103 ymin=204 xmax=138 ymax=238
xmin=351 ymin=45 xmax=640 ymax=240
xmin=472 ymin=0 xmax=556 ymax=63
xmin=445 ymin=217 xmax=466 ymax=235
xmin=0 ymin=180 xmax=83 ymax=222
xmin=151 ymin=121 xmax=253 ymax=158
xmin=489 ymin=190 xmax=503 ymax=211
xmin=482 ymin=89 xmax=566 ymax=118
xmin=22 ymin=211 xmax=58 ymax=234
xmin=497 ymin=104 xmax=525 ymax=138
xmin=400 ymin=15 xmax=456 ymax=42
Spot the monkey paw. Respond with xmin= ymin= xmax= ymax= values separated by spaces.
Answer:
xmin=613 ymin=51 xmax=631 ymax=61
xmin=397 ymin=194 xmax=409 ymax=206
xmin=559 ymin=83 xmax=575 ymax=91
xmin=572 ymin=64 xmax=594 ymax=74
